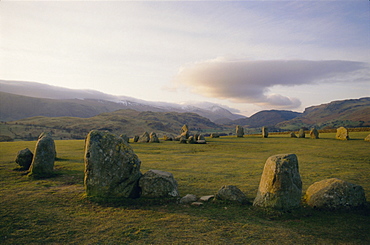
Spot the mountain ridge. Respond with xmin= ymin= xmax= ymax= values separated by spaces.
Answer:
xmin=0 ymin=80 xmax=245 ymax=122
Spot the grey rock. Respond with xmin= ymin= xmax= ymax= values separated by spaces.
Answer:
xmin=179 ymin=136 xmax=187 ymax=144
xmin=262 ymin=126 xmax=268 ymax=138
xmin=253 ymin=154 xmax=302 ymax=210
xmin=29 ymin=133 xmax=56 ymax=178
xmin=199 ymin=195 xmax=214 ymax=202
xmin=365 ymin=134 xmax=370 ymax=142
xmin=138 ymin=132 xmax=150 ymax=143
xmin=191 ymin=202 xmax=204 ymax=206
xmin=84 ymin=130 xmax=142 ymax=198
xmin=149 ymin=132 xmax=160 ymax=143
xmin=139 ymin=170 xmax=179 ymax=198
xmin=187 ymin=136 xmax=196 ymax=144
xmin=15 ymin=148 xmax=33 ymax=170
xmin=290 ymin=132 xmax=297 ymax=138
xmin=210 ymin=133 xmax=219 ymax=138
xmin=305 ymin=178 xmax=366 ymax=210
xmin=236 ymin=125 xmax=244 ymax=137
xmin=215 ymin=185 xmax=248 ymax=204
xmin=180 ymin=194 xmax=198 ymax=204
xmin=310 ymin=128 xmax=319 ymax=139
xmin=133 ymin=135 xmax=139 ymax=142
xmin=336 ymin=127 xmax=350 ymax=140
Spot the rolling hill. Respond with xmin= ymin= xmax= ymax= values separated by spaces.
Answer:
xmin=0 ymin=109 xmax=223 ymax=141
xmin=0 ymin=80 xmax=245 ymax=122
xmin=276 ymin=97 xmax=370 ymax=130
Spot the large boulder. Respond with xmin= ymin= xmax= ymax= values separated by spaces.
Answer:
xmin=253 ymin=154 xmax=302 ymax=210
xmin=309 ymin=128 xmax=319 ymax=139
xmin=28 ymin=133 xmax=56 ymax=178
xmin=336 ymin=127 xmax=350 ymax=140
xmin=15 ymin=148 xmax=33 ymax=170
xmin=215 ymin=185 xmax=248 ymax=204
xmin=138 ymin=132 xmax=150 ymax=143
xmin=84 ymin=130 xmax=142 ymax=198
xmin=149 ymin=132 xmax=160 ymax=143
xmin=304 ymin=178 xmax=366 ymax=210
xmin=236 ymin=125 xmax=244 ymax=137
xmin=139 ymin=170 xmax=179 ymax=198
xmin=298 ymin=128 xmax=305 ymax=138
xmin=262 ymin=127 xmax=268 ymax=138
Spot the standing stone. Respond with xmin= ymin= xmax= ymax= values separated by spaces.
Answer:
xmin=133 ymin=135 xmax=139 ymax=142
xmin=180 ymin=124 xmax=189 ymax=139
xmin=210 ymin=133 xmax=220 ymax=138
xmin=139 ymin=170 xmax=179 ymax=198
xmin=187 ymin=136 xmax=196 ymax=144
xmin=304 ymin=178 xmax=366 ymax=210
xmin=138 ymin=132 xmax=150 ymax=143
xmin=236 ymin=125 xmax=244 ymax=137
xmin=298 ymin=128 xmax=305 ymax=138
xmin=290 ymin=132 xmax=298 ymax=138
xmin=29 ymin=133 xmax=56 ymax=178
xmin=262 ymin=127 xmax=268 ymax=138
xmin=149 ymin=132 xmax=160 ymax=143
xmin=84 ymin=130 xmax=142 ymax=198
xmin=120 ymin=134 xmax=129 ymax=143
xmin=215 ymin=185 xmax=248 ymax=204
xmin=309 ymin=128 xmax=319 ymax=139
xmin=336 ymin=127 xmax=350 ymax=140
xmin=179 ymin=136 xmax=187 ymax=144
xmin=365 ymin=134 xmax=370 ymax=142
xmin=163 ymin=135 xmax=173 ymax=141
xmin=253 ymin=154 xmax=302 ymax=210
xmin=197 ymin=134 xmax=206 ymax=144
xmin=15 ymin=148 xmax=34 ymax=170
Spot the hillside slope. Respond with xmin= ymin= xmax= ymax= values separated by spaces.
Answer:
xmin=0 ymin=80 xmax=244 ymax=122
xmin=231 ymin=110 xmax=301 ymax=128
xmin=0 ymin=109 xmax=222 ymax=140
xmin=276 ymin=97 xmax=370 ymax=130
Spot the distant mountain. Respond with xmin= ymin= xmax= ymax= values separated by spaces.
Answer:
xmin=0 ymin=109 xmax=222 ymax=140
xmin=276 ymin=97 xmax=370 ymax=130
xmin=0 ymin=80 xmax=245 ymax=122
xmin=228 ymin=110 xmax=301 ymax=128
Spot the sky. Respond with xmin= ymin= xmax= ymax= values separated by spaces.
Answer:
xmin=1 ymin=0 xmax=369 ymax=116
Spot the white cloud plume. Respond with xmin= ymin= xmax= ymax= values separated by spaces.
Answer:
xmin=173 ymin=59 xmax=369 ymax=109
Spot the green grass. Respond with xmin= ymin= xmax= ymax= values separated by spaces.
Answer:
xmin=1 ymin=132 xmax=369 ymax=244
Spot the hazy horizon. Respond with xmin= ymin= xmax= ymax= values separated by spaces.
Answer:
xmin=1 ymin=1 xmax=369 ymax=117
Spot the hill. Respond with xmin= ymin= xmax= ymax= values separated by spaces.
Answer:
xmin=276 ymin=97 xmax=370 ymax=130
xmin=231 ymin=110 xmax=301 ymax=128
xmin=0 ymin=109 xmax=222 ymax=140
xmin=0 ymin=80 xmax=245 ymax=122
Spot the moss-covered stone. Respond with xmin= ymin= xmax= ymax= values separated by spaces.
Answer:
xmin=28 ymin=133 xmax=56 ymax=178
xmin=253 ymin=154 xmax=302 ymax=210
xmin=84 ymin=130 xmax=142 ymax=199
xmin=336 ymin=127 xmax=350 ymax=140
xmin=305 ymin=178 xmax=366 ymax=210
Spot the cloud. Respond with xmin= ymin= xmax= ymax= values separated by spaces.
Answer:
xmin=173 ymin=58 xmax=369 ymax=109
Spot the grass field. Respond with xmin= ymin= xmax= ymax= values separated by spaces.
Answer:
xmin=1 ymin=132 xmax=369 ymax=244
